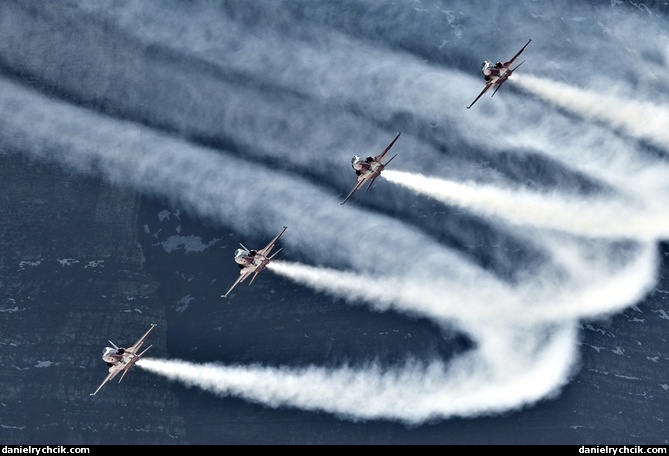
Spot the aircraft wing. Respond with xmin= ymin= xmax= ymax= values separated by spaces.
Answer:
xmin=340 ymin=175 xmax=367 ymax=205
xmin=467 ymin=82 xmax=493 ymax=109
xmin=125 ymin=324 xmax=157 ymax=355
xmin=221 ymin=267 xmax=253 ymax=298
xmin=374 ymin=132 xmax=402 ymax=162
xmin=256 ymin=226 xmax=288 ymax=257
xmin=503 ymin=39 xmax=532 ymax=67
xmin=90 ymin=366 xmax=123 ymax=396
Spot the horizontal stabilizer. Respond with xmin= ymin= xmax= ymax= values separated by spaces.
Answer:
xmin=382 ymin=153 xmax=398 ymax=167
xmin=138 ymin=344 xmax=152 ymax=358
xmin=365 ymin=154 xmax=397 ymax=192
xmin=249 ymin=270 xmax=262 ymax=285
xmin=510 ymin=60 xmax=525 ymax=73
xmin=118 ymin=366 xmax=131 ymax=383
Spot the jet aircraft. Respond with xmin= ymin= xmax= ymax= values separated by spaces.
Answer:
xmin=467 ymin=39 xmax=532 ymax=109
xmin=90 ymin=323 xmax=156 ymax=396
xmin=340 ymin=132 xmax=401 ymax=205
xmin=221 ymin=226 xmax=288 ymax=298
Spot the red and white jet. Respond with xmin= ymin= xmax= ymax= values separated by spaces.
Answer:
xmin=340 ymin=132 xmax=401 ymax=205
xmin=467 ymin=39 xmax=532 ymax=109
xmin=90 ymin=323 xmax=156 ymax=396
xmin=221 ymin=226 xmax=287 ymax=298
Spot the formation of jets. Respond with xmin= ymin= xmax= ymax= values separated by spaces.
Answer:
xmin=92 ymin=40 xmax=531 ymax=395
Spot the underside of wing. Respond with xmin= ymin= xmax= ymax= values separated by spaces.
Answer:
xmin=126 ymin=324 xmax=157 ymax=354
xmin=118 ymin=362 xmax=135 ymax=383
xmin=340 ymin=178 xmax=366 ymax=205
xmin=375 ymin=132 xmax=402 ymax=162
xmin=90 ymin=368 xmax=120 ymax=396
xmin=365 ymin=153 xmax=397 ymax=193
xmin=504 ymin=38 xmax=532 ymax=67
xmin=222 ymin=270 xmax=251 ymax=298
xmin=364 ymin=175 xmax=379 ymax=192
xmin=467 ymin=83 xmax=493 ymax=109
xmin=249 ymin=267 xmax=265 ymax=285
xmin=257 ymin=226 xmax=288 ymax=257
xmin=509 ymin=59 xmax=525 ymax=73
xmin=491 ymin=82 xmax=505 ymax=97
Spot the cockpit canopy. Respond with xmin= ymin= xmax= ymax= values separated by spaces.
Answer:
xmin=234 ymin=248 xmax=254 ymax=266
xmin=102 ymin=346 xmax=118 ymax=363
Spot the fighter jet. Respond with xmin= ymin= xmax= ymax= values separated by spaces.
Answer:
xmin=221 ymin=226 xmax=287 ymax=298
xmin=90 ymin=324 xmax=156 ymax=396
xmin=467 ymin=39 xmax=532 ymax=109
xmin=340 ymin=132 xmax=401 ymax=205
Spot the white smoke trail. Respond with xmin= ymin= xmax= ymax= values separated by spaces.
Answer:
xmin=513 ymin=73 xmax=669 ymax=151
xmin=7 ymin=0 xmax=665 ymax=192
xmin=1 ymin=74 xmax=643 ymax=423
xmin=381 ymin=170 xmax=669 ymax=241
xmin=0 ymin=77 xmax=488 ymax=278
xmin=269 ymin=246 xmax=658 ymax=325
xmin=137 ymin=321 xmax=578 ymax=424
xmin=1 ymin=1 xmax=666 ymax=426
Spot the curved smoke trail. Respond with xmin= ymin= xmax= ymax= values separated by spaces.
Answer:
xmin=0 ymin=0 xmax=666 ymax=425
xmin=138 ymin=321 xmax=578 ymax=423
